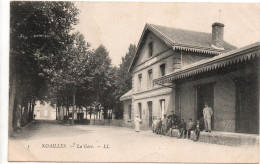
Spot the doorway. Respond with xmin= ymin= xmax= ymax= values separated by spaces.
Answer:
xmin=196 ymin=83 xmax=214 ymax=129
xmin=147 ymin=101 xmax=153 ymax=127
xmin=235 ymin=76 xmax=259 ymax=134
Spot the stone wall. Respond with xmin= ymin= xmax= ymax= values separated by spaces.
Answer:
xmin=179 ymin=83 xmax=196 ymax=122
xmin=89 ymin=119 xmax=134 ymax=129
xmin=123 ymin=99 xmax=133 ymax=127
xmin=214 ymin=77 xmax=236 ymax=132
xmin=178 ymin=67 xmax=255 ymax=132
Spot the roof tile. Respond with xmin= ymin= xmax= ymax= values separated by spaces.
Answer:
xmin=149 ymin=24 xmax=236 ymax=52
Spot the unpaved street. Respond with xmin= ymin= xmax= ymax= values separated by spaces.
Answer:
xmin=9 ymin=120 xmax=258 ymax=163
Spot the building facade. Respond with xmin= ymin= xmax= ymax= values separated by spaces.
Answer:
xmin=34 ymin=101 xmax=56 ymax=120
xmin=120 ymin=22 xmax=246 ymax=130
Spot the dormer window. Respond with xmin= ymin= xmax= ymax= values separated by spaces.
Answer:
xmin=148 ymin=42 xmax=153 ymax=57
xmin=160 ymin=64 xmax=166 ymax=76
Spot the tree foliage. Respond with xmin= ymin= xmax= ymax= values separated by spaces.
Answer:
xmin=115 ymin=44 xmax=136 ymax=98
xmin=9 ymin=1 xmax=80 ymax=132
xmin=9 ymin=1 xmax=137 ymax=132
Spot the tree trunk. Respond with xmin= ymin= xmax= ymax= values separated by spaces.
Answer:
xmin=22 ymin=101 xmax=29 ymax=126
xmin=63 ymin=106 xmax=65 ymax=120
xmin=66 ymin=91 xmax=69 ymax=116
xmin=72 ymin=88 xmax=75 ymax=125
xmin=15 ymin=96 xmax=22 ymax=130
xmin=75 ymin=106 xmax=78 ymax=120
xmin=28 ymin=100 xmax=32 ymax=122
xmin=57 ymin=105 xmax=60 ymax=121
xmin=9 ymin=73 xmax=16 ymax=137
xmin=66 ymin=95 xmax=69 ymax=116
xmin=31 ymin=100 xmax=35 ymax=121
xmin=56 ymin=102 xmax=58 ymax=120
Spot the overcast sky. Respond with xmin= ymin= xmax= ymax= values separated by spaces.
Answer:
xmin=73 ymin=2 xmax=260 ymax=66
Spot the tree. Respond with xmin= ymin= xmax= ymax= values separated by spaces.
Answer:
xmin=88 ymin=45 xmax=112 ymax=101
xmin=45 ymin=32 xmax=92 ymax=125
xmin=112 ymin=44 xmax=136 ymax=119
xmin=9 ymin=1 xmax=79 ymax=135
xmin=117 ymin=44 xmax=136 ymax=95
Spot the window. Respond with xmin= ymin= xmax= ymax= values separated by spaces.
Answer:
xmin=160 ymin=64 xmax=166 ymax=76
xmin=128 ymin=105 xmax=132 ymax=119
xmin=160 ymin=99 xmax=165 ymax=120
xmin=147 ymin=69 xmax=153 ymax=89
xmin=148 ymin=42 xmax=153 ymax=57
xmin=138 ymin=74 xmax=142 ymax=91
xmin=138 ymin=103 xmax=142 ymax=119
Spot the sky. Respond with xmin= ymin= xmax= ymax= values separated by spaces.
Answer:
xmin=73 ymin=2 xmax=260 ymax=66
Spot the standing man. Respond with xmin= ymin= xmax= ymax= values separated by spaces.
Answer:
xmin=203 ymin=103 xmax=213 ymax=132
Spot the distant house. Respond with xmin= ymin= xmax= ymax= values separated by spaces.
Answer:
xmin=34 ymin=101 xmax=56 ymax=120
xmin=121 ymin=22 xmax=259 ymax=134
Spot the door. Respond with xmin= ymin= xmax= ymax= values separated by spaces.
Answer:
xmin=147 ymin=101 xmax=153 ymax=127
xmin=235 ymin=76 xmax=259 ymax=134
xmin=196 ymin=83 xmax=214 ymax=129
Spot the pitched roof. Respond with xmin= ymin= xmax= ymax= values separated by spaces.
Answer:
xmin=154 ymin=42 xmax=260 ymax=85
xmin=129 ymin=23 xmax=237 ymax=72
xmin=120 ymin=90 xmax=133 ymax=101
xmin=149 ymin=24 xmax=236 ymax=52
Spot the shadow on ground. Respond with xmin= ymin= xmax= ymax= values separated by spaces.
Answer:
xmin=9 ymin=120 xmax=94 ymax=140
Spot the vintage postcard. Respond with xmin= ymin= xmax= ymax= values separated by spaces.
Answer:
xmin=7 ymin=1 xmax=260 ymax=163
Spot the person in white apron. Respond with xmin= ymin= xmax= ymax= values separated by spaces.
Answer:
xmin=135 ymin=114 xmax=142 ymax=132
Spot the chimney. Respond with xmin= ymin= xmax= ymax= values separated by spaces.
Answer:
xmin=211 ymin=22 xmax=224 ymax=50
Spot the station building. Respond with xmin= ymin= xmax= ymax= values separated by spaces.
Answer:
xmin=121 ymin=22 xmax=259 ymax=134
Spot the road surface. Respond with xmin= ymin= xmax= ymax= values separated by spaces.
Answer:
xmin=9 ymin=120 xmax=258 ymax=163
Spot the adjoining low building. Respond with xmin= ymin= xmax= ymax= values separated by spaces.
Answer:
xmin=120 ymin=89 xmax=134 ymax=128
xmin=154 ymin=42 xmax=259 ymax=134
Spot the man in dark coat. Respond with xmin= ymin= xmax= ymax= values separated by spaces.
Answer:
xmin=156 ymin=118 xmax=163 ymax=134
xmin=167 ymin=111 xmax=178 ymax=132
xmin=186 ymin=118 xmax=195 ymax=139
xmin=194 ymin=118 xmax=204 ymax=141
xmin=178 ymin=119 xmax=187 ymax=138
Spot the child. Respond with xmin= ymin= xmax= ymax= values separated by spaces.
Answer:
xmin=156 ymin=118 xmax=162 ymax=134
xmin=152 ymin=117 xmax=159 ymax=133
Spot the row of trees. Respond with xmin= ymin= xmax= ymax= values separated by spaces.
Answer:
xmin=9 ymin=1 xmax=136 ymax=136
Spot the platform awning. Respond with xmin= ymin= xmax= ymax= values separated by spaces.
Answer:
xmin=154 ymin=42 xmax=260 ymax=85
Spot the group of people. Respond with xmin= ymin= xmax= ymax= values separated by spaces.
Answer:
xmin=152 ymin=111 xmax=179 ymax=135
xmin=151 ymin=103 xmax=213 ymax=141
